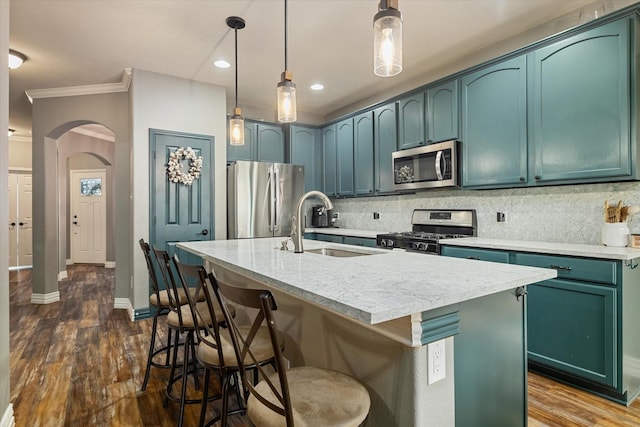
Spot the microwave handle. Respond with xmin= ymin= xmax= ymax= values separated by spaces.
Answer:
xmin=435 ymin=150 xmax=443 ymax=180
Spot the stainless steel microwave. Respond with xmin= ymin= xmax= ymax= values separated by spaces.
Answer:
xmin=392 ymin=140 xmax=459 ymax=191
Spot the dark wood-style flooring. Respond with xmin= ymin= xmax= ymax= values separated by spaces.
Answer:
xmin=9 ymin=265 xmax=640 ymax=426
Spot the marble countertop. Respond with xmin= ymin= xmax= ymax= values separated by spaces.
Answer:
xmin=177 ymin=237 xmax=556 ymax=325
xmin=305 ymin=227 xmax=380 ymax=239
xmin=440 ymin=237 xmax=640 ymax=260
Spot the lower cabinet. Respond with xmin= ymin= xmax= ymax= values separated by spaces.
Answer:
xmin=441 ymin=244 xmax=640 ymax=404
xmin=304 ymin=232 xmax=376 ymax=248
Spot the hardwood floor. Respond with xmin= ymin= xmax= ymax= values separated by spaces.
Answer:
xmin=8 ymin=264 xmax=640 ymax=426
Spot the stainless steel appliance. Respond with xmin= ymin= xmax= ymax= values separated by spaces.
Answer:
xmin=392 ymin=140 xmax=459 ymax=191
xmin=376 ymin=209 xmax=476 ymax=254
xmin=311 ymin=205 xmax=331 ymax=228
xmin=227 ymin=160 xmax=304 ymax=238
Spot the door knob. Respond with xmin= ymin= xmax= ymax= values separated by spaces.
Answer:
xmin=19 ymin=222 xmax=24 ymax=226
xmin=201 ymin=229 xmax=209 ymax=236
xmin=10 ymin=222 xmax=15 ymax=226
xmin=73 ymin=221 xmax=78 ymax=225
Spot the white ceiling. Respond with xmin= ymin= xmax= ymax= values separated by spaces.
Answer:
xmin=8 ymin=0 xmax=625 ymax=138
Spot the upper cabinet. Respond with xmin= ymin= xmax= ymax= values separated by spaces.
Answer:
xmin=227 ymin=120 xmax=285 ymax=164
xmin=290 ymin=124 xmax=321 ymax=192
xmin=336 ymin=118 xmax=355 ymax=197
xmin=374 ymin=102 xmax=398 ymax=193
xmin=461 ymin=55 xmax=528 ymax=187
xmin=398 ymin=93 xmax=425 ymax=150
xmin=321 ymin=124 xmax=338 ymax=197
xmin=427 ymin=79 xmax=459 ymax=143
xmin=528 ymin=18 xmax=632 ymax=184
xmin=354 ymin=111 xmax=374 ymax=195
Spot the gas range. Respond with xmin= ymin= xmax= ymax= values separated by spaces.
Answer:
xmin=376 ymin=209 xmax=477 ymax=254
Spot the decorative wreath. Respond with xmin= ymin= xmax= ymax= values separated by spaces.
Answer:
xmin=166 ymin=146 xmax=203 ymax=185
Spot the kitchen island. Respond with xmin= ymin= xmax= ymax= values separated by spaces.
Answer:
xmin=177 ymin=237 xmax=557 ymax=426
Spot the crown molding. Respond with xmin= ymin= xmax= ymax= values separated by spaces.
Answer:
xmin=25 ymin=67 xmax=132 ymax=104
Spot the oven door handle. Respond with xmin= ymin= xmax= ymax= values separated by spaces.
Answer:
xmin=435 ymin=150 xmax=443 ymax=180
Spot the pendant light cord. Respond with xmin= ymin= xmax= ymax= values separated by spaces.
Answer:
xmin=284 ymin=0 xmax=288 ymax=71
xmin=234 ymin=26 xmax=239 ymax=109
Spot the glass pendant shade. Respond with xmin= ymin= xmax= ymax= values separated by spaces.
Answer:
xmin=373 ymin=7 xmax=402 ymax=77
xmin=277 ymin=72 xmax=297 ymax=123
xmin=229 ymin=108 xmax=245 ymax=146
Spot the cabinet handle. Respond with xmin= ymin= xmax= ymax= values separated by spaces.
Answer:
xmin=534 ymin=175 xmax=541 ymax=180
xmin=519 ymin=176 xmax=525 ymax=182
xmin=466 ymin=256 xmax=480 ymax=260
xmin=10 ymin=222 xmax=16 ymax=226
xmin=549 ymin=264 xmax=572 ymax=271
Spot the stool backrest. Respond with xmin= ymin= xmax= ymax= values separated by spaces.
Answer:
xmin=208 ymin=271 xmax=294 ymax=426
xmin=138 ymin=239 xmax=162 ymax=302
xmin=152 ymin=247 xmax=182 ymax=324
xmin=172 ymin=255 xmax=227 ymax=366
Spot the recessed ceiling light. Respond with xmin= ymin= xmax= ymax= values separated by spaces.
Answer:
xmin=310 ymin=83 xmax=324 ymax=91
xmin=214 ymin=60 xmax=230 ymax=69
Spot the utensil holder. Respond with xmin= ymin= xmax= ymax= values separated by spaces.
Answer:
xmin=601 ymin=222 xmax=630 ymax=247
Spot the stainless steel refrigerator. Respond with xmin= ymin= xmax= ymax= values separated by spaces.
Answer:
xmin=227 ymin=160 xmax=305 ymax=239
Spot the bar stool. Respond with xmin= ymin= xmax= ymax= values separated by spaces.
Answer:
xmin=138 ymin=238 xmax=177 ymax=391
xmin=173 ymin=256 xmax=284 ymax=427
xmin=154 ymin=248 xmax=233 ymax=427
xmin=209 ymin=272 xmax=371 ymax=427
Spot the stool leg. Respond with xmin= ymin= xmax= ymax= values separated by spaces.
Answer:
xmin=164 ymin=329 xmax=180 ymax=408
xmin=165 ymin=326 xmax=173 ymax=366
xmin=178 ymin=331 xmax=193 ymax=427
xmin=191 ymin=334 xmax=200 ymax=390
xmin=198 ymin=368 xmax=210 ymax=427
xmin=141 ymin=310 xmax=160 ymax=391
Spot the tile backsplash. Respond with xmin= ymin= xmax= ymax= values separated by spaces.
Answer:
xmin=329 ymin=181 xmax=640 ymax=245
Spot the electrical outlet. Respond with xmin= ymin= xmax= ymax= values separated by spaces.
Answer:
xmin=373 ymin=212 xmax=380 ymax=220
xmin=497 ymin=212 xmax=506 ymax=223
xmin=427 ymin=339 xmax=446 ymax=385
xmin=333 ymin=212 xmax=339 ymax=220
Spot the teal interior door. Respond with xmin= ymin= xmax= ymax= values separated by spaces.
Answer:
xmin=150 ymin=129 xmax=214 ymax=266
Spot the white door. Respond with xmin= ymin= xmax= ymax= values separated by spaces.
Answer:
xmin=8 ymin=173 xmax=17 ymax=267
xmin=70 ymin=170 xmax=106 ymax=264
xmin=8 ymin=172 xmax=33 ymax=268
xmin=17 ymin=174 xmax=33 ymax=266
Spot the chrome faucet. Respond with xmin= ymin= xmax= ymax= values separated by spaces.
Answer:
xmin=291 ymin=190 xmax=334 ymax=253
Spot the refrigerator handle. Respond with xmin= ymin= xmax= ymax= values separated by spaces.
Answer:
xmin=273 ymin=166 xmax=280 ymax=231
xmin=268 ymin=166 xmax=275 ymax=232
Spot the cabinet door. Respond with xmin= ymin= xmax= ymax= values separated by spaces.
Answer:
xmin=427 ymin=79 xmax=459 ymax=143
xmin=291 ymin=125 xmax=320 ymax=192
xmin=315 ymin=234 xmax=343 ymax=243
xmin=336 ymin=119 xmax=355 ymax=196
xmin=354 ymin=111 xmax=374 ymax=195
xmin=398 ymin=93 xmax=426 ymax=150
xmin=374 ymin=103 xmax=398 ymax=193
xmin=527 ymin=279 xmax=617 ymax=387
xmin=461 ymin=55 xmax=528 ymax=187
xmin=343 ymin=236 xmax=377 ymax=248
xmin=227 ymin=121 xmax=255 ymax=163
xmin=257 ymin=123 xmax=285 ymax=163
xmin=440 ymin=246 xmax=509 ymax=263
xmin=529 ymin=19 xmax=631 ymax=183
xmin=321 ymin=125 xmax=337 ymax=197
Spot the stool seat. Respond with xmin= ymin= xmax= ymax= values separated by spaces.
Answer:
xmin=167 ymin=301 xmax=234 ymax=329
xmin=150 ymin=287 xmax=203 ymax=308
xmin=248 ymin=366 xmax=370 ymax=427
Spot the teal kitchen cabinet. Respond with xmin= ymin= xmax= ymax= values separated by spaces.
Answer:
xmin=427 ymin=79 xmax=459 ymax=143
xmin=461 ymin=55 xmax=528 ymax=187
xmin=528 ymin=18 xmax=632 ymax=184
xmin=305 ymin=233 xmax=377 ymax=248
xmin=290 ymin=124 xmax=321 ymax=192
xmin=354 ymin=111 xmax=374 ymax=195
xmin=227 ymin=120 xmax=285 ymax=163
xmin=440 ymin=246 xmax=509 ymax=264
xmin=336 ymin=118 xmax=355 ymax=197
xmin=373 ymin=102 xmax=398 ymax=194
xmin=398 ymin=92 xmax=426 ymax=150
xmin=343 ymin=236 xmax=377 ymax=248
xmin=321 ymin=124 xmax=338 ymax=197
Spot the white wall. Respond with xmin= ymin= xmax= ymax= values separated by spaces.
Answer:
xmin=130 ymin=68 xmax=227 ymax=311
xmin=331 ymin=181 xmax=640 ymax=245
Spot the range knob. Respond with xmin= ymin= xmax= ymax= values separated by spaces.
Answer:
xmin=385 ymin=239 xmax=394 ymax=248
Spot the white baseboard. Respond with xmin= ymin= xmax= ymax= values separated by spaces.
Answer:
xmin=114 ymin=298 xmax=135 ymax=321
xmin=57 ymin=270 xmax=67 ymax=281
xmin=1 ymin=404 xmax=15 ymax=427
xmin=66 ymin=258 xmax=73 ymax=266
xmin=31 ymin=291 xmax=61 ymax=304
xmin=104 ymin=261 xmax=116 ymax=268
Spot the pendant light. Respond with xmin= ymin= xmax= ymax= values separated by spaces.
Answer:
xmin=227 ymin=16 xmax=246 ymax=146
xmin=8 ymin=49 xmax=27 ymax=70
xmin=277 ymin=0 xmax=297 ymax=123
xmin=373 ymin=0 xmax=403 ymax=77
xmin=8 ymin=129 xmax=15 ymax=137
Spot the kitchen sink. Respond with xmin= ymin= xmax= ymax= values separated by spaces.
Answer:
xmin=305 ymin=247 xmax=380 ymax=257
